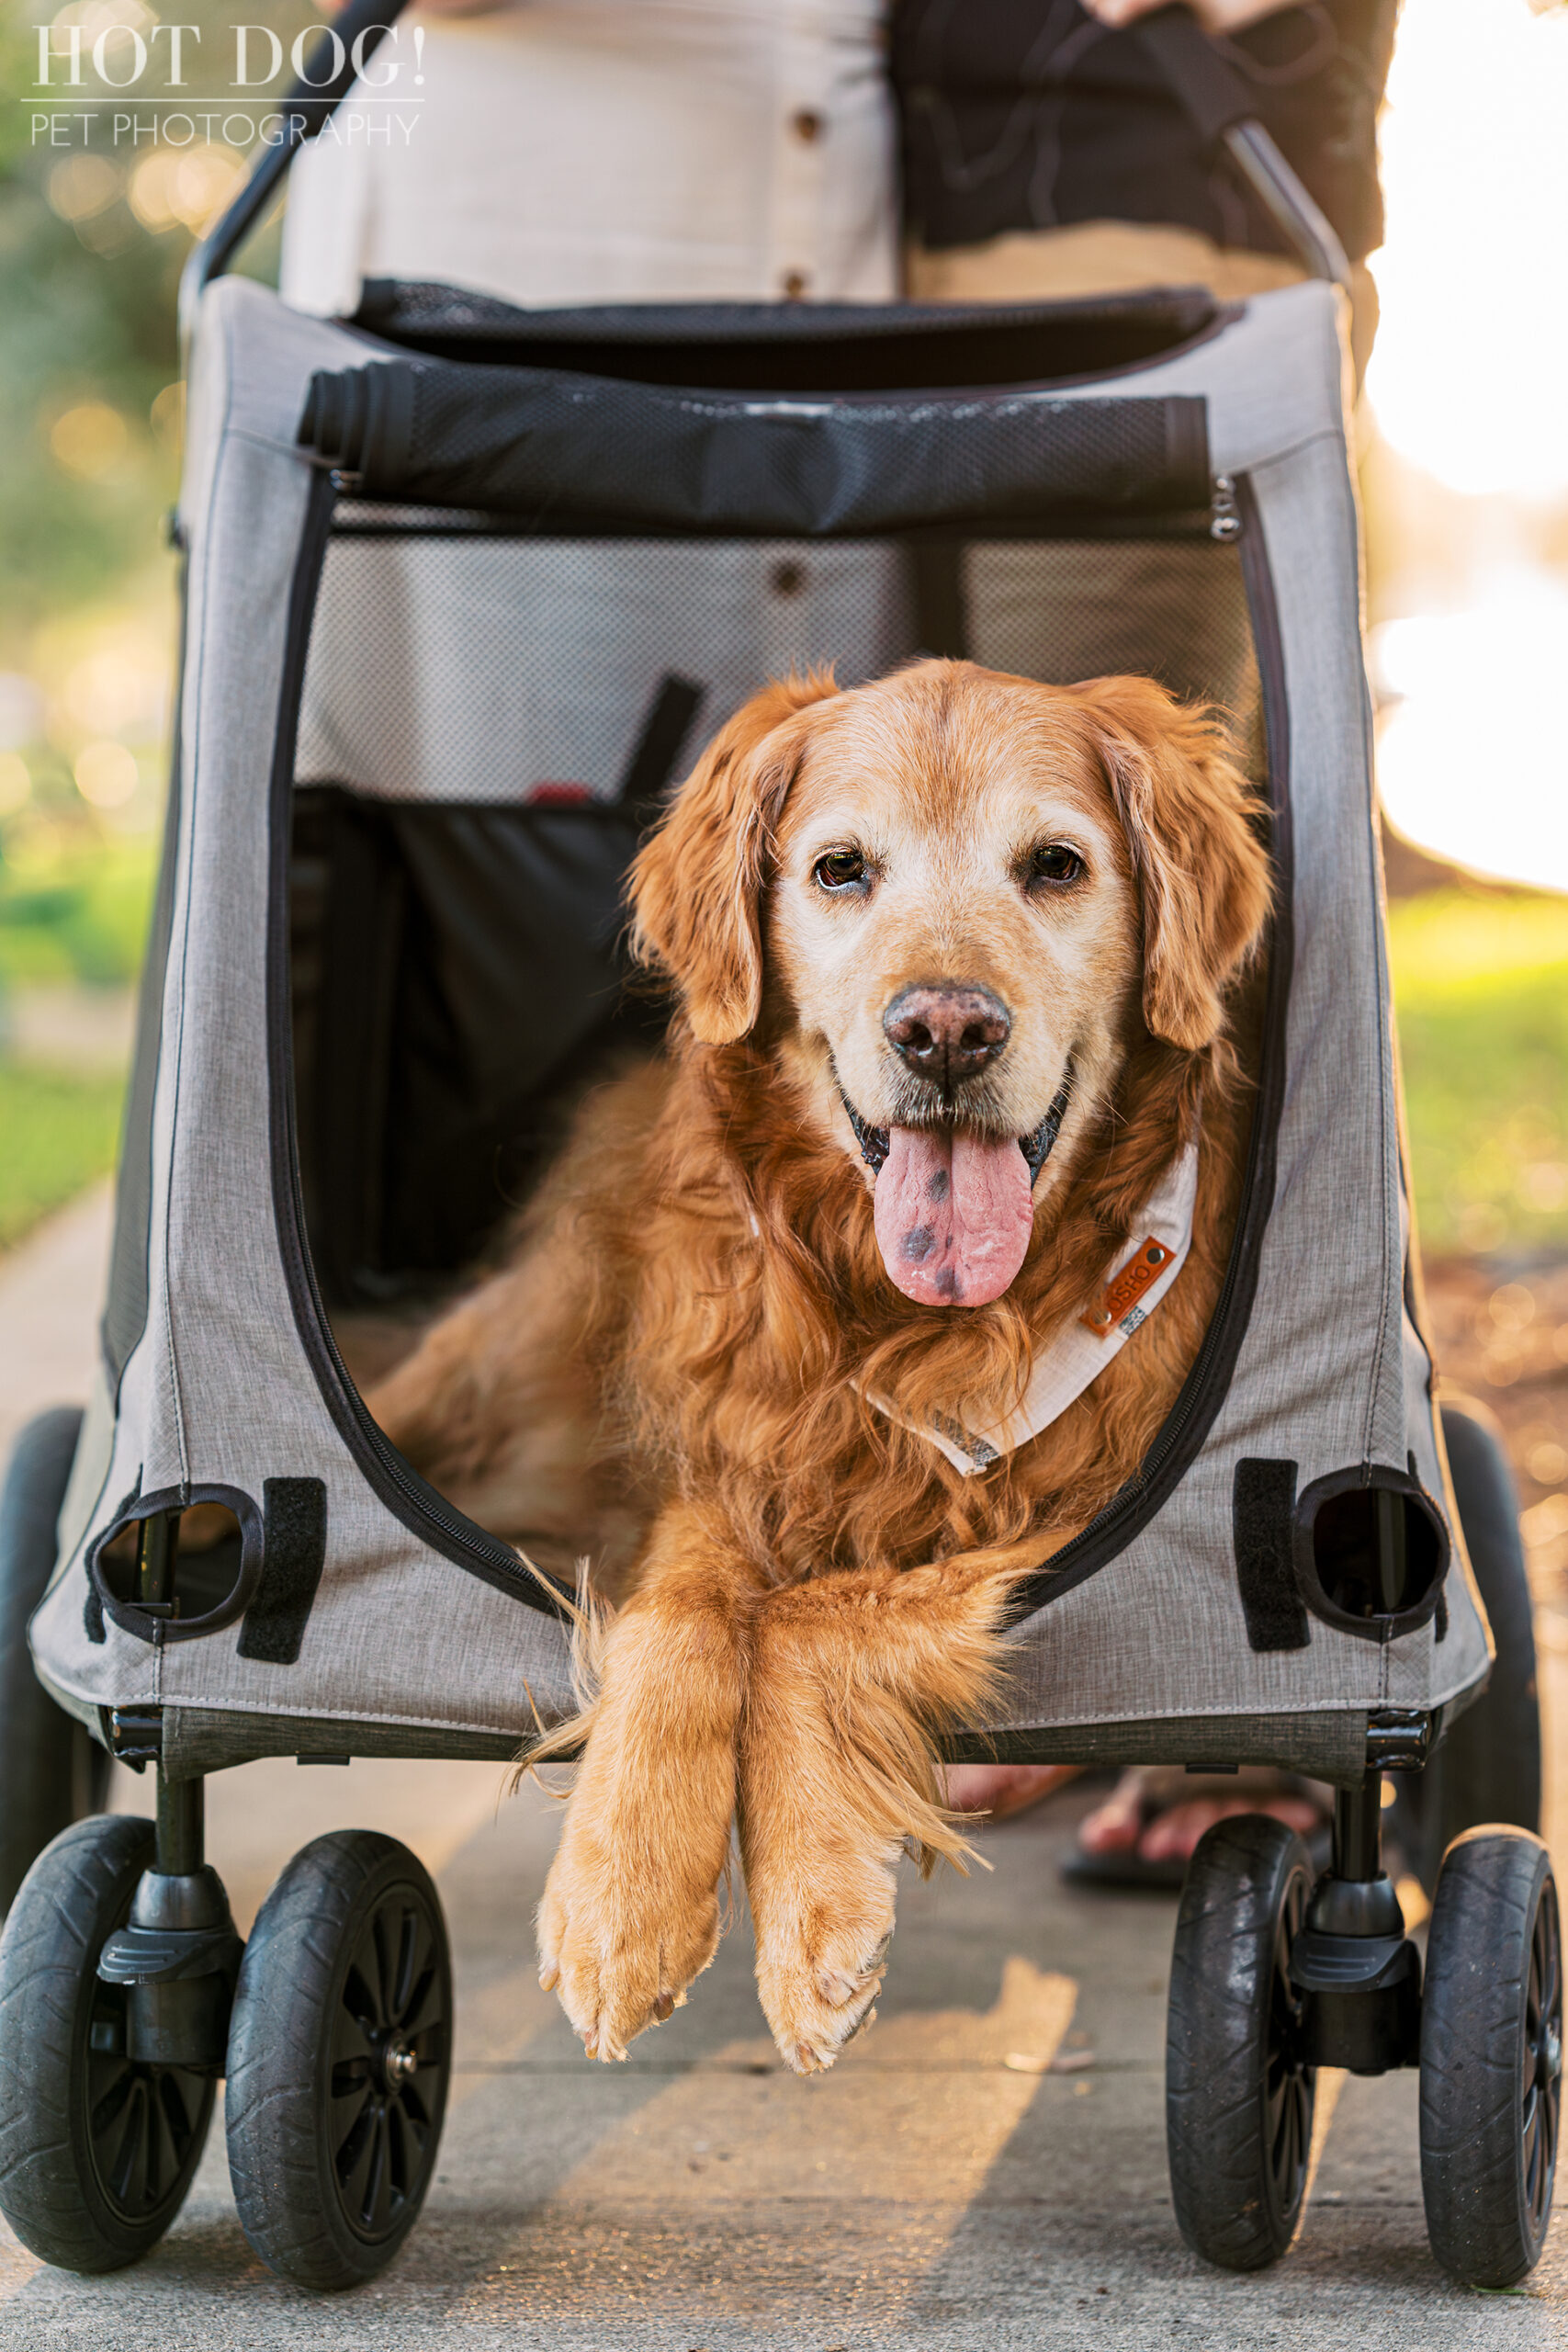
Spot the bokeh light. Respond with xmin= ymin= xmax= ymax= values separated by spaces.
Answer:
xmin=1367 ymin=0 xmax=1568 ymax=500
xmin=48 ymin=402 xmax=130 ymax=481
xmin=73 ymin=741 xmax=140 ymax=808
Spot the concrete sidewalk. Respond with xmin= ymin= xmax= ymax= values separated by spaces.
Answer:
xmin=0 ymin=1199 xmax=1562 ymax=2346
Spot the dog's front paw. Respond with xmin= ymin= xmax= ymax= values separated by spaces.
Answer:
xmin=536 ymin=1819 xmax=722 ymax=2063
xmin=752 ymin=1864 xmax=897 ymax=2075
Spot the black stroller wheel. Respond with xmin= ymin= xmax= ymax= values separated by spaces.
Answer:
xmin=1166 ymin=1815 xmax=1315 ymax=2270
xmin=225 ymin=1829 xmax=452 ymax=2290
xmin=0 ymin=1815 xmax=215 ymax=2271
xmin=1393 ymin=1399 xmax=1541 ymax=1894
xmin=0 ymin=1407 xmax=110 ymax=1918
xmin=1420 ymin=1828 xmax=1561 ymax=2287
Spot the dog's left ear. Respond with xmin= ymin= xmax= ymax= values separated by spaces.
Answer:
xmin=628 ymin=669 xmax=840 ymax=1044
xmin=1074 ymin=676 xmax=1273 ymax=1053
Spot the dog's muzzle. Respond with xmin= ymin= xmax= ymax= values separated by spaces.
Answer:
xmin=839 ymin=1058 xmax=1076 ymax=1190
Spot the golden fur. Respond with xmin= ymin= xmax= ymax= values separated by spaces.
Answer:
xmin=367 ymin=658 xmax=1271 ymax=2072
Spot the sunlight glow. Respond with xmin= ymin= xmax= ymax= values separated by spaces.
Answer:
xmin=1366 ymin=0 xmax=1568 ymax=498
xmin=1373 ymin=571 xmax=1568 ymax=895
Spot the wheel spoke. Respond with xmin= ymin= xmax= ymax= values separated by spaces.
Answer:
xmin=386 ymin=2098 xmax=411 ymax=2203
xmin=331 ymin=2052 xmax=375 ymax=2104
xmin=160 ymin=2068 xmax=194 ymax=2156
xmin=363 ymin=2112 xmax=390 ymax=2233
xmin=107 ymin=2078 xmax=150 ymax=2211
xmin=1524 ymin=2102 xmax=1542 ymax=2213
xmin=335 ymin=2094 xmax=378 ymax=2215
xmin=89 ymin=2061 xmax=135 ymax=2143
xmin=369 ymin=1912 xmax=394 ymax=2028
xmin=342 ymin=1960 xmax=382 ymax=2040
xmin=397 ymin=2082 xmax=431 ymax=2146
xmin=390 ymin=1905 xmax=420 ymax=2019
xmin=401 ymin=1962 xmax=442 ymax=2040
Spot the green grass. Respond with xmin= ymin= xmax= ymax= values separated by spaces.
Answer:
xmin=0 ymin=840 xmax=157 ymax=989
xmin=1390 ymin=891 xmax=1568 ymax=1257
xmin=0 ymin=1062 xmax=124 ymax=1251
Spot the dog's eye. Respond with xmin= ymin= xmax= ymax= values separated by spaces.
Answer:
xmin=813 ymin=850 xmax=868 ymax=892
xmin=1031 ymin=842 xmax=1083 ymax=887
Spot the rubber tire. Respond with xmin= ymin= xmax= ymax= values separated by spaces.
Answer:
xmin=0 ymin=1407 xmax=109 ymax=1918
xmin=1167 ymin=1815 xmax=1316 ymax=2271
xmin=1397 ymin=1399 xmax=1541 ymax=1894
xmin=1419 ymin=1827 xmax=1561 ymax=2287
xmin=0 ymin=1815 xmax=216 ymax=2271
xmin=225 ymin=1829 xmax=452 ymax=2290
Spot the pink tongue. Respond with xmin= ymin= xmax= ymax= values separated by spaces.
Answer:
xmin=873 ymin=1127 xmax=1034 ymax=1307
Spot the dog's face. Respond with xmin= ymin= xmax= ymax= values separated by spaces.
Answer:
xmin=632 ymin=661 xmax=1269 ymax=1308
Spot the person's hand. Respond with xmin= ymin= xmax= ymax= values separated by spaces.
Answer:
xmin=1082 ymin=0 xmax=1295 ymax=30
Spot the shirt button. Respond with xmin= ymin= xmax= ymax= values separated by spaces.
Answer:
xmin=781 ymin=267 xmax=809 ymax=299
xmin=791 ymin=107 xmax=823 ymax=143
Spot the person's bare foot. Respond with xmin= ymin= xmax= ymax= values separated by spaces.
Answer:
xmin=944 ymin=1764 xmax=1083 ymax=1821
xmin=1078 ymin=1767 xmax=1324 ymax=1865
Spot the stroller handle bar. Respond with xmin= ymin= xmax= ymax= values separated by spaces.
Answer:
xmin=1134 ymin=7 xmax=1353 ymax=298
xmin=180 ymin=0 xmax=1351 ymax=357
xmin=178 ymin=0 xmax=412 ymax=355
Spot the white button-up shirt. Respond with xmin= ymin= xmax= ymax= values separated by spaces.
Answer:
xmin=280 ymin=0 xmax=896 ymax=315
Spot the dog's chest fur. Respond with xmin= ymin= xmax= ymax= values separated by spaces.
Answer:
xmin=582 ymin=1042 xmax=1243 ymax=1590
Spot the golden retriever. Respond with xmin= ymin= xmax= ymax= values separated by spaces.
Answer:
xmin=367 ymin=657 xmax=1271 ymax=2072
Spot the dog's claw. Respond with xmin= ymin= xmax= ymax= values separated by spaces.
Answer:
xmin=652 ymin=1991 xmax=675 ymax=2023
xmin=539 ymin=1965 xmax=559 ymax=1993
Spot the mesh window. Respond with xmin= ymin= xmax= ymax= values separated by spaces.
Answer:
xmin=297 ymin=528 xmax=915 ymax=805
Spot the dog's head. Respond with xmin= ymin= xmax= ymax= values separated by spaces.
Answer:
xmin=631 ymin=660 xmax=1270 ymax=1308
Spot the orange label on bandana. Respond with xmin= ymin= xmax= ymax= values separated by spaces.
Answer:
xmin=1079 ymin=1237 xmax=1173 ymax=1338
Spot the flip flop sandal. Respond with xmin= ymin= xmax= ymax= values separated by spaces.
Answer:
xmin=1059 ymin=1775 xmax=1333 ymax=1894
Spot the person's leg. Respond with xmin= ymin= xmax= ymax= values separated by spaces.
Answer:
xmin=1077 ymin=1767 xmax=1325 ymax=1861
xmin=944 ymin=1764 xmax=1082 ymax=1821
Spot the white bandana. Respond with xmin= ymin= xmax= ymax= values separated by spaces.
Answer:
xmin=864 ymin=1140 xmax=1201 ymax=1476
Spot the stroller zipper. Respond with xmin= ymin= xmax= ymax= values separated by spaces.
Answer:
xmin=265 ymin=471 xmax=573 ymax=1623
xmin=1002 ymin=470 xmax=1292 ymax=1623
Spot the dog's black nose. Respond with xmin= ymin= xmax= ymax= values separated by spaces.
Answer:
xmin=882 ymin=983 xmax=1010 ymax=1086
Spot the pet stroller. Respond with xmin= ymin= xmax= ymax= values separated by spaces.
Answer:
xmin=0 ymin=0 xmax=1554 ymax=2298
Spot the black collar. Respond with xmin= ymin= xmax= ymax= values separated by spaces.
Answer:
xmin=838 ymin=1057 xmax=1075 ymax=1192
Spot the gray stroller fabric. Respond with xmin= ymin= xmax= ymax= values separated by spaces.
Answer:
xmin=30 ymin=276 xmax=1490 ymax=1778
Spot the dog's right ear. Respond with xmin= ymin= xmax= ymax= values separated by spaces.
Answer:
xmin=628 ymin=670 xmax=839 ymax=1044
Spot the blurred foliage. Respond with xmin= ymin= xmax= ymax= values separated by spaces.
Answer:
xmin=0 ymin=0 xmax=317 ymax=647
xmin=1391 ymin=892 xmax=1568 ymax=1258
xmin=0 ymin=0 xmax=315 ymax=1027
xmin=0 ymin=1062 xmax=125 ymax=1248
xmin=0 ymin=835 xmax=156 ymax=985
xmin=1 ymin=10 xmax=173 ymax=640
